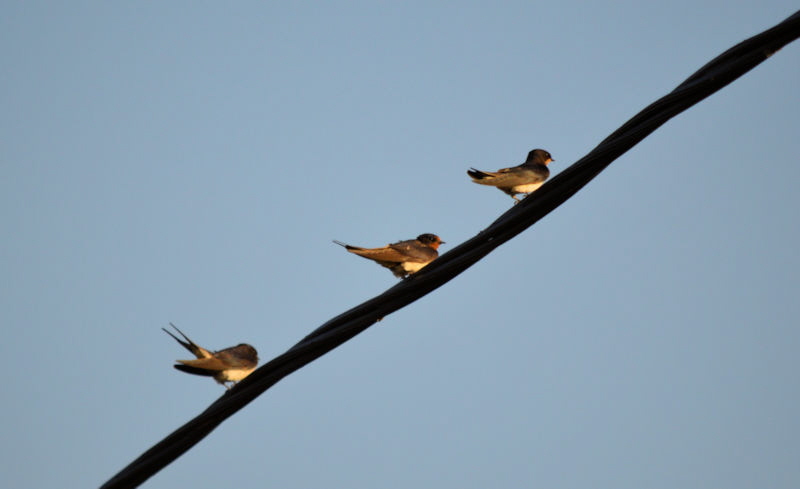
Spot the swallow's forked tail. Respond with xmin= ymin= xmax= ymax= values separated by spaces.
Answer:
xmin=333 ymin=240 xmax=362 ymax=251
xmin=467 ymin=168 xmax=491 ymax=180
xmin=162 ymin=323 xmax=200 ymax=355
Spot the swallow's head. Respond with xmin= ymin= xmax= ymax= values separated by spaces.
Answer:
xmin=527 ymin=149 xmax=553 ymax=165
xmin=417 ymin=234 xmax=445 ymax=249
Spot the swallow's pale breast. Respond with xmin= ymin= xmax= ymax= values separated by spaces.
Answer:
xmin=333 ymin=233 xmax=445 ymax=278
xmin=468 ymin=148 xmax=554 ymax=202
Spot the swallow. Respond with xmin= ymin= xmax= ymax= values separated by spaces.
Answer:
xmin=162 ymin=323 xmax=259 ymax=389
xmin=333 ymin=233 xmax=445 ymax=278
xmin=467 ymin=148 xmax=554 ymax=202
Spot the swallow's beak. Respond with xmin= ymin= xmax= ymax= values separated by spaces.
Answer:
xmin=546 ymin=158 xmax=554 ymax=164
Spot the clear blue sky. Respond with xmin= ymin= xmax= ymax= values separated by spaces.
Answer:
xmin=2 ymin=2 xmax=799 ymax=488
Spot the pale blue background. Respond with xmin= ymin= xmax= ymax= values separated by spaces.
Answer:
xmin=2 ymin=2 xmax=799 ymax=488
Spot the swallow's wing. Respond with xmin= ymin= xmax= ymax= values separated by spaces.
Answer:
xmin=175 ymin=356 xmax=231 ymax=373
xmin=471 ymin=166 xmax=548 ymax=187
xmin=468 ymin=160 xmax=521 ymax=176
xmin=496 ymin=165 xmax=522 ymax=173
xmin=389 ymin=240 xmax=438 ymax=262
xmin=342 ymin=244 xmax=410 ymax=264
xmin=469 ymin=167 xmax=521 ymax=182
xmin=467 ymin=168 xmax=496 ymax=179
xmin=217 ymin=346 xmax=259 ymax=369
xmin=173 ymin=363 xmax=217 ymax=377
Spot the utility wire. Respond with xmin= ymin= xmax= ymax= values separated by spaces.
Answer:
xmin=101 ymin=10 xmax=800 ymax=489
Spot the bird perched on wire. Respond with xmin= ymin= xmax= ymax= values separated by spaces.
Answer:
xmin=467 ymin=149 xmax=554 ymax=202
xmin=162 ymin=323 xmax=258 ymax=389
xmin=333 ymin=233 xmax=445 ymax=278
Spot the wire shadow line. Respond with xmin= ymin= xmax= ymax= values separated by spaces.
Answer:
xmin=101 ymin=10 xmax=800 ymax=489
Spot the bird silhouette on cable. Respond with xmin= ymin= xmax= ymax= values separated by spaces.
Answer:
xmin=333 ymin=233 xmax=445 ymax=278
xmin=467 ymin=149 xmax=554 ymax=202
xmin=162 ymin=323 xmax=258 ymax=389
